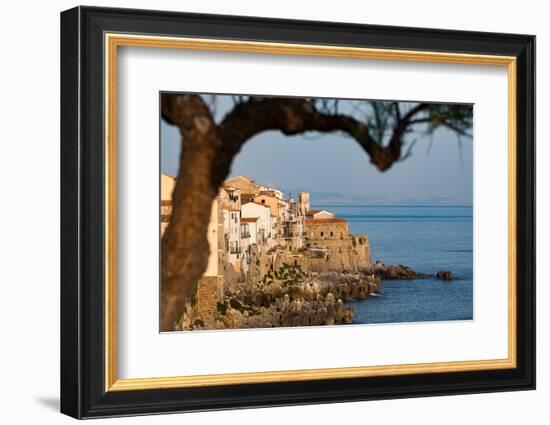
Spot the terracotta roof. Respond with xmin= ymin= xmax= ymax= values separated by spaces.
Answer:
xmin=240 ymin=217 xmax=259 ymax=223
xmin=305 ymin=218 xmax=347 ymax=224
xmin=221 ymin=205 xmax=240 ymax=212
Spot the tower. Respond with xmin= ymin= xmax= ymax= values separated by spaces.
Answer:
xmin=298 ymin=192 xmax=310 ymax=216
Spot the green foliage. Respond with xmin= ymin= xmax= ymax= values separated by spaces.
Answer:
xmin=218 ymin=296 xmax=258 ymax=316
xmin=272 ymin=264 xmax=307 ymax=287
xmin=426 ymin=104 xmax=473 ymax=137
xmin=217 ymin=301 xmax=228 ymax=315
xmin=229 ymin=298 xmax=244 ymax=310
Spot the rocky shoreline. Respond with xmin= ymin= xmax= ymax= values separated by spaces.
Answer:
xmin=179 ymin=261 xmax=454 ymax=331
xmin=216 ymin=267 xmax=381 ymax=329
xmin=361 ymin=261 xmax=432 ymax=280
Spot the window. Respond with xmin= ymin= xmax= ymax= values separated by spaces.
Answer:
xmin=330 ymin=231 xmax=333 ymax=237
xmin=261 ymin=199 xmax=265 ymax=204
xmin=320 ymin=231 xmax=324 ymax=237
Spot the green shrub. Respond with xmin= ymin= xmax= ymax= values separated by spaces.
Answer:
xmin=230 ymin=298 xmax=244 ymax=310
xmin=217 ymin=301 xmax=228 ymax=315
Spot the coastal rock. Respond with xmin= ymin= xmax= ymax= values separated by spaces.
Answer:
xmin=436 ymin=270 xmax=454 ymax=281
xmin=206 ymin=266 xmax=381 ymax=330
xmin=362 ymin=262 xmax=431 ymax=280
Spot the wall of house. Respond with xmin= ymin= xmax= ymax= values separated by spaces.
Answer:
xmin=203 ymin=199 xmax=220 ymax=277
xmin=241 ymin=202 xmax=273 ymax=248
xmin=223 ymin=208 xmax=242 ymax=271
xmin=253 ymin=194 xmax=279 ymax=217
xmin=305 ymin=219 xmax=371 ymax=272
xmin=160 ymin=173 xmax=176 ymax=236
xmin=224 ymin=175 xmax=263 ymax=195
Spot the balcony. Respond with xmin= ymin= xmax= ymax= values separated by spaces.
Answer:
xmin=241 ymin=232 xmax=251 ymax=238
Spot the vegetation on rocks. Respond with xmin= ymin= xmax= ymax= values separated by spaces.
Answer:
xmin=192 ymin=265 xmax=382 ymax=330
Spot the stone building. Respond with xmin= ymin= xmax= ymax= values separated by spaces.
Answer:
xmin=297 ymin=192 xmax=310 ymax=216
xmin=282 ymin=197 xmax=305 ymax=251
xmin=305 ymin=218 xmax=372 ymax=272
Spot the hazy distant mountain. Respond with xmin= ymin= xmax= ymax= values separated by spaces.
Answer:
xmin=282 ymin=189 xmax=470 ymax=206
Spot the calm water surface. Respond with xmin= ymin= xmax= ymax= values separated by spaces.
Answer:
xmin=313 ymin=205 xmax=473 ymax=324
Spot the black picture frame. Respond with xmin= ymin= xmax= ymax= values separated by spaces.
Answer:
xmin=61 ymin=5 xmax=535 ymax=419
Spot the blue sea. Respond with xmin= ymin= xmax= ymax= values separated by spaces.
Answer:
xmin=313 ymin=205 xmax=473 ymax=324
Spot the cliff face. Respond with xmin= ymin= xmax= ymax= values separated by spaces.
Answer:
xmin=200 ymin=265 xmax=382 ymax=330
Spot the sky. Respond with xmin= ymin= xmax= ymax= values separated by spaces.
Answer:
xmin=161 ymin=95 xmax=473 ymax=206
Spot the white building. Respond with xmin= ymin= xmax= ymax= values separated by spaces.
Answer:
xmin=222 ymin=205 xmax=242 ymax=272
xmin=239 ymin=217 xmax=258 ymax=270
xmin=240 ymin=217 xmax=258 ymax=246
xmin=241 ymin=202 xmax=273 ymax=250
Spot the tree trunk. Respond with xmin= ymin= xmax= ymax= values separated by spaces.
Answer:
xmin=160 ymin=95 xmax=225 ymax=331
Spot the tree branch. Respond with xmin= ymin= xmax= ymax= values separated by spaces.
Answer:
xmin=219 ymin=97 xmax=412 ymax=171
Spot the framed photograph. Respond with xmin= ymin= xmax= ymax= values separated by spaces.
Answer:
xmin=60 ymin=6 xmax=535 ymax=419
